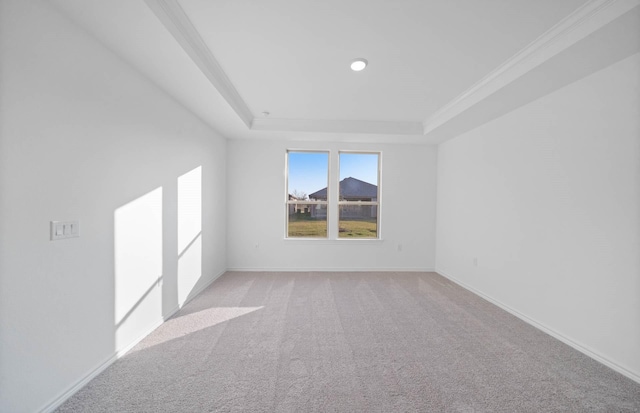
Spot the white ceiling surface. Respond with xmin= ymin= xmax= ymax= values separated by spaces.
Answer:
xmin=181 ymin=0 xmax=585 ymax=122
xmin=50 ymin=0 xmax=639 ymax=143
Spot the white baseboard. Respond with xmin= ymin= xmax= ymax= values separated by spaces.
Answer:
xmin=39 ymin=353 xmax=117 ymax=413
xmin=435 ymin=268 xmax=640 ymax=385
xmin=39 ymin=269 xmax=226 ymax=413
xmin=226 ymin=267 xmax=436 ymax=272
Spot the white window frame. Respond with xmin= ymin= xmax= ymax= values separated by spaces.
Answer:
xmin=337 ymin=151 xmax=382 ymax=240
xmin=285 ymin=149 xmax=330 ymax=239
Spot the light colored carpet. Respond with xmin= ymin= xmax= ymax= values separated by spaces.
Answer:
xmin=57 ymin=271 xmax=640 ymax=412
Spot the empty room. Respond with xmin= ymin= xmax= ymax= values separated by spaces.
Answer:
xmin=1 ymin=0 xmax=639 ymax=411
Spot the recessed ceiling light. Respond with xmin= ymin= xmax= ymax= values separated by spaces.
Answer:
xmin=350 ymin=58 xmax=368 ymax=72
xmin=262 ymin=111 xmax=270 ymax=117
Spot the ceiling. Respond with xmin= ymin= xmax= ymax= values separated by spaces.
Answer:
xmin=50 ymin=0 xmax=640 ymax=143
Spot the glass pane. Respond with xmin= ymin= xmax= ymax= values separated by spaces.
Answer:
xmin=288 ymin=151 xmax=329 ymax=202
xmin=287 ymin=151 xmax=329 ymax=238
xmin=338 ymin=205 xmax=378 ymax=238
xmin=288 ymin=203 xmax=328 ymax=238
xmin=339 ymin=153 xmax=379 ymax=201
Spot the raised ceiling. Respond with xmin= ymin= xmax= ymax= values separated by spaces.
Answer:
xmin=50 ymin=0 xmax=640 ymax=143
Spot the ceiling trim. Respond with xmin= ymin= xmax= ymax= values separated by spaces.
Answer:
xmin=422 ymin=0 xmax=640 ymax=136
xmin=144 ymin=0 xmax=254 ymax=128
xmin=251 ymin=118 xmax=424 ymax=135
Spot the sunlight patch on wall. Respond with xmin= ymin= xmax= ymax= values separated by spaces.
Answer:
xmin=178 ymin=166 xmax=202 ymax=305
xmin=114 ymin=187 xmax=163 ymax=351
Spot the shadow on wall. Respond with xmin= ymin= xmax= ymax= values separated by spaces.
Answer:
xmin=113 ymin=166 xmax=203 ymax=354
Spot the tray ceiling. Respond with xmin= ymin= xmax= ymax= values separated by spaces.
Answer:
xmin=50 ymin=0 xmax=640 ymax=142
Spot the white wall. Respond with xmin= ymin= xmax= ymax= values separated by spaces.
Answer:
xmin=227 ymin=140 xmax=437 ymax=271
xmin=0 ymin=1 xmax=227 ymax=412
xmin=436 ymin=53 xmax=640 ymax=381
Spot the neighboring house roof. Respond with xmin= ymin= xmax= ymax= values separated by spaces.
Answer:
xmin=309 ymin=177 xmax=377 ymax=200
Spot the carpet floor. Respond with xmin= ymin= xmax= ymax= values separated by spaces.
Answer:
xmin=56 ymin=271 xmax=640 ymax=412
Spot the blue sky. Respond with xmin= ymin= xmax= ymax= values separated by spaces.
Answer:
xmin=288 ymin=152 xmax=378 ymax=197
xmin=288 ymin=152 xmax=328 ymax=196
xmin=339 ymin=153 xmax=378 ymax=184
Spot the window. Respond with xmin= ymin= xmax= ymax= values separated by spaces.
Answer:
xmin=338 ymin=152 xmax=380 ymax=238
xmin=285 ymin=150 xmax=381 ymax=240
xmin=286 ymin=151 xmax=329 ymax=238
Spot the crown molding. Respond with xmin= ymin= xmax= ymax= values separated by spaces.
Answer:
xmin=145 ymin=0 xmax=254 ymax=128
xmin=422 ymin=0 xmax=640 ymax=136
xmin=251 ymin=118 xmax=424 ymax=135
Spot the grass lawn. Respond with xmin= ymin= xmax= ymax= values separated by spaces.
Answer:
xmin=288 ymin=218 xmax=377 ymax=238
xmin=288 ymin=219 xmax=327 ymax=237
xmin=338 ymin=219 xmax=377 ymax=238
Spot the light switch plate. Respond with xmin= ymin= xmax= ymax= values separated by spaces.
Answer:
xmin=51 ymin=221 xmax=80 ymax=240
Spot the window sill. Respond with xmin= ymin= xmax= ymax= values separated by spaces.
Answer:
xmin=284 ymin=238 xmax=384 ymax=244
